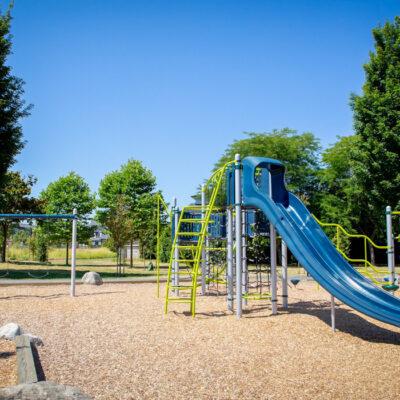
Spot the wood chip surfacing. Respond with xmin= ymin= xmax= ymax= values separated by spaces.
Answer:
xmin=0 ymin=282 xmax=399 ymax=399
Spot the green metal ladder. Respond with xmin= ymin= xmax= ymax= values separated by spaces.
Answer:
xmin=164 ymin=164 xmax=230 ymax=316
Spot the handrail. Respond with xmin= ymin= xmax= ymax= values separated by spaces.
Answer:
xmin=312 ymin=215 xmax=388 ymax=250
xmin=313 ymin=215 xmax=388 ymax=286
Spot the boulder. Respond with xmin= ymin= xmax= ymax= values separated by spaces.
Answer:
xmin=0 ymin=323 xmax=21 ymax=341
xmin=81 ymin=271 xmax=103 ymax=286
xmin=0 ymin=381 xmax=91 ymax=400
xmin=22 ymin=333 xmax=44 ymax=347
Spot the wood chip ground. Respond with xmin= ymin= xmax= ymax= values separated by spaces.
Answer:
xmin=0 ymin=281 xmax=399 ymax=399
xmin=0 ymin=339 xmax=17 ymax=387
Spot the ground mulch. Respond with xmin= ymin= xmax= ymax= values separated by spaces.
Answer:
xmin=0 ymin=281 xmax=399 ymax=399
xmin=0 ymin=339 xmax=17 ymax=388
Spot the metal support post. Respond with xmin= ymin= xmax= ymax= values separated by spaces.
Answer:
xmin=201 ymin=185 xmax=207 ymax=295
xmin=269 ymin=171 xmax=277 ymax=315
xmin=281 ymin=240 xmax=288 ymax=309
xmin=242 ymin=210 xmax=248 ymax=306
xmin=386 ymin=206 xmax=395 ymax=285
xmin=331 ymin=295 xmax=336 ymax=332
xmin=227 ymin=207 xmax=234 ymax=311
xmin=173 ymin=198 xmax=179 ymax=295
xmin=70 ymin=208 xmax=77 ymax=297
xmin=235 ymin=154 xmax=242 ymax=319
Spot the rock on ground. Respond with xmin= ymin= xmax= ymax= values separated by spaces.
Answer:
xmin=81 ymin=272 xmax=103 ymax=286
xmin=0 ymin=323 xmax=21 ymax=341
xmin=0 ymin=381 xmax=92 ymax=400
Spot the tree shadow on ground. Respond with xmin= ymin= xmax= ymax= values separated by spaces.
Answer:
xmin=0 ymin=268 xmax=155 ymax=280
xmin=0 ymin=291 xmax=125 ymax=301
xmin=289 ymin=299 xmax=400 ymax=345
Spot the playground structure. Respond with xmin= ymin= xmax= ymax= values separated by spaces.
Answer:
xmin=161 ymin=154 xmax=400 ymax=329
xmin=0 ymin=210 xmax=78 ymax=296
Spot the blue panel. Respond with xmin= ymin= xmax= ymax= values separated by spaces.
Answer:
xmin=225 ymin=164 xmax=235 ymax=206
xmin=242 ymin=156 xmax=400 ymax=328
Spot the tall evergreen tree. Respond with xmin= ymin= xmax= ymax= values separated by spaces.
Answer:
xmin=351 ymin=16 xmax=400 ymax=241
xmin=0 ymin=5 xmax=31 ymax=186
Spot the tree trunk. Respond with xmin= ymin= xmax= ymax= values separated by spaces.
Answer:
xmin=0 ymin=223 xmax=8 ymax=263
xmin=130 ymin=240 xmax=133 ymax=269
xmin=369 ymin=243 xmax=376 ymax=265
xmin=65 ymin=241 xmax=69 ymax=266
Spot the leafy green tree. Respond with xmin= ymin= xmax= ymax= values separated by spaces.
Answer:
xmin=350 ymin=16 xmax=400 ymax=242
xmin=318 ymin=135 xmax=359 ymax=228
xmin=210 ymin=129 xmax=321 ymax=209
xmin=33 ymin=227 xmax=48 ymax=263
xmin=103 ymin=195 xmax=132 ymax=275
xmin=97 ymin=159 xmax=157 ymax=266
xmin=0 ymin=171 xmax=39 ymax=262
xmin=40 ymin=172 xmax=95 ymax=265
xmin=0 ymin=6 xmax=32 ymax=186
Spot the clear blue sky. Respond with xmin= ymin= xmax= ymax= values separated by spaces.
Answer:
xmin=10 ymin=0 xmax=399 ymax=207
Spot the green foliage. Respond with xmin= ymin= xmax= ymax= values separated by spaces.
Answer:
xmin=40 ymin=172 xmax=95 ymax=263
xmin=350 ymin=16 xmax=400 ymax=239
xmin=34 ymin=227 xmax=48 ymax=262
xmin=0 ymin=5 xmax=32 ymax=186
xmin=0 ymin=171 xmax=39 ymax=261
xmin=40 ymin=172 xmax=95 ymax=242
xmin=103 ymin=195 xmax=133 ymax=252
xmin=97 ymin=159 xmax=157 ymax=258
xmin=213 ymin=129 xmax=321 ymax=209
xmin=318 ymin=135 xmax=359 ymax=230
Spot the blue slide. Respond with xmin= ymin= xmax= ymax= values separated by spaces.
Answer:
xmin=241 ymin=156 xmax=400 ymax=328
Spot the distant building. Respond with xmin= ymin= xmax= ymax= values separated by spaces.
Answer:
xmin=123 ymin=240 xmax=140 ymax=260
xmin=90 ymin=227 xmax=109 ymax=247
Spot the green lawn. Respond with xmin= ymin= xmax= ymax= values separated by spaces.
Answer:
xmin=0 ymin=258 xmax=168 ymax=280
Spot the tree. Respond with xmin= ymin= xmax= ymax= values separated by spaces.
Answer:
xmin=0 ymin=171 xmax=39 ymax=262
xmin=40 ymin=172 xmax=95 ymax=265
xmin=317 ymin=135 xmax=361 ymax=254
xmin=211 ymin=129 xmax=321 ymax=210
xmin=103 ymin=195 xmax=133 ymax=275
xmin=350 ymin=16 xmax=400 ymax=242
xmin=0 ymin=6 xmax=32 ymax=187
xmin=97 ymin=159 xmax=157 ymax=267
xmin=318 ymin=135 xmax=359 ymax=229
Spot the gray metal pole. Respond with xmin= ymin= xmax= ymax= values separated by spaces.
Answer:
xmin=281 ymin=240 xmax=288 ymax=309
xmin=242 ymin=210 xmax=248 ymax=306
xmin=201 ymin=185 xmax=207 ymax=295
xmin=331 ymin=295 xmax=336 ymax=332
xmin=227 ymin=207 xmax=234 ymax=311
xmin=70 ymin=208 xmax=77 ymax=297
xmin=173 ymin=198 xmax=179 ymax=295
xmin=269 ymin=172 xmax=277 ymax=315
xmin=386 ymin=206 xmax=395 ymax=285
xmin=234 ymin=154 xmax=242 ymax=319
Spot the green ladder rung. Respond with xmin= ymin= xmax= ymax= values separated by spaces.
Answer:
xmin=177 ymin=232 xmax=202 ymax=236
xmin=169 ymin=285 xmax=194 ymax=290
xmin=173 ymin=271 xmax=194 ymax=275
xmin=167 ymin=298 xmax=192 ymax=303
xmin=179 ymin=219 xmax=206 ymax=223
xmin=206 ymin=278 xmax=226 ymax=284
xmin=175 ymin=245 xmax=198 ymax=249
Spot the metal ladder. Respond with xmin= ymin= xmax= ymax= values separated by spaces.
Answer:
xmin=164 ymin=164 xmax=230 ymax=316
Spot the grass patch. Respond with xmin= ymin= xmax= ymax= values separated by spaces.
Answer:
xmin=7 ymin=246 xmax=116 ymax=262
